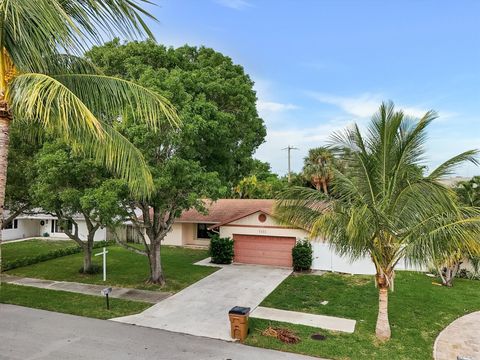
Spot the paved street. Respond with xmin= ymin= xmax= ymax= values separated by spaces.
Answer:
xmin=0 ymin=304 xmax=321 ymax=360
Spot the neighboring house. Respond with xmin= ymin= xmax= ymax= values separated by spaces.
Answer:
xmin=1 ymin=210 xmax=108 ymax=242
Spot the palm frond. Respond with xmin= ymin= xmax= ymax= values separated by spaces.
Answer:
xmin=428 ymin=150 xmax=479 ymax=181
xmin=42 ymin=54 xmax=102 ymax=75
xmin=53 ymin=74 xmax=179 ymax=128
xmin=59 ymin=0 xmax=156 ymax=41
xmin=1 ymin=0 xmax=81 ymax=73
xmin=1 ymin=0 xmax=155 ymax=73
xmin=8 ymin=73 xmax=103 ymax=137
xmin=70 ymin=121 xmax=154 ymax=197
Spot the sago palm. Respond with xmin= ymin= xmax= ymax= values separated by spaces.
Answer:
xmin=276 ymin=102 xmax=480 ymax=341
xmin=0 ymin=1 xmax=178 ymax=270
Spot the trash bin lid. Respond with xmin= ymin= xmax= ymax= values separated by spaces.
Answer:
xmin=229 ymin=306 xmax=251 ymax=315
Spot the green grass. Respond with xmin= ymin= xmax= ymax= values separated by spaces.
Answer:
xmin=0 ymin=283 xmax=150 ymax=319
xmin=245 ymin=271 xmax=480 ymax=360
xmin=2 ymin=239 xmax=78 ymax=263
xmin=7 ymin=245 xmax=217 ymax=292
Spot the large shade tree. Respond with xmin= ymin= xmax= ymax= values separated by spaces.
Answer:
xmin=0 ymin=1 xmax=178 ymax=271
xmin=276 ymin=102 xmax=480 ymax=341
xmin=86 ymin=40 xmax=265 ymax=284
xmin=86 ymin=40 xmax=266 ymax=186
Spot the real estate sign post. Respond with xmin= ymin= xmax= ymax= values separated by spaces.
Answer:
xmin=95 ymin=247 xmax=109 ymax=281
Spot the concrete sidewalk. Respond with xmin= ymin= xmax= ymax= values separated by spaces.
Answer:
xmin=1 ymin=275 xmax=171 ymax=303
xmin=251 ymin=306 xmax=356 ymax=333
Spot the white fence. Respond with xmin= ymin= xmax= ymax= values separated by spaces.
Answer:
xmin=311 ymin=242 xmax=425 ymax=275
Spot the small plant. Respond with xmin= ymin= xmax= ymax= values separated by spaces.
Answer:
xmin=209 ymin=234 xmax=234 ymax=264
xmin=292 ymin=239 xmax=313 ymax=271
xmin=42 ymin=232 xmax=50 ymax=237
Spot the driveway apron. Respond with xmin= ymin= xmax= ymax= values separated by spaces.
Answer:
xmin=112 ymin=264 xmax=292 ymax=341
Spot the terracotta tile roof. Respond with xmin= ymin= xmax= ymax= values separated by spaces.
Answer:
xmin=178 ymin=199 xmax=275 ymax=224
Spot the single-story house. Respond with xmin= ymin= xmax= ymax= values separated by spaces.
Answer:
xmin=1 ymin=211 xmax=109 ymax=242
xmin=158 ymin=199 xmax=421 ymax=275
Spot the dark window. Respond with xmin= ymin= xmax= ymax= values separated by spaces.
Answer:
xmin=52 ymin=220 xmax=73 ymax=233
xmin=197 ymin=223 xmax=214 ymax=239
xmin=5 ymin=219 xmax=18 ymax=230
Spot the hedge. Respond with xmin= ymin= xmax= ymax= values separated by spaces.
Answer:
xmin=2 ymin=240 xmax=115 ymax=271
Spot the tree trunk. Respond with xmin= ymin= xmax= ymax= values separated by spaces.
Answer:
xmin=375 ymin=287 xmax=391 ymax=341
xmin=0 ymin=108 xmax=11 ymax=277
xmin=375 ymin=271 xmax=392 ymax=341
xmin=321 ymin=179 xmax=329 ymax=195
xmin=82 ymin=245 xmax=93 ymax=273
xmin=148 ymin=242 xmax=165 ymax=285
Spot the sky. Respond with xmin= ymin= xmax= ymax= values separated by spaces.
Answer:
xmin=140 ymin=0 xmax=480 ymax=177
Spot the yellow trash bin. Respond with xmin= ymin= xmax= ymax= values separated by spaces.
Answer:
xmin=228 ymin=306 xmax=251 ymax=341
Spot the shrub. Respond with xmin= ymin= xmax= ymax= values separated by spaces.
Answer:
xmin=292 ymin=239 xmax=313 ymax=271
xmin=2 ymin=240 xmax=116 ymax=271
xmin=210 ymin=234 xmax=234 ymax=264
xmin=42 ymin=232 xmax=50 ymax=237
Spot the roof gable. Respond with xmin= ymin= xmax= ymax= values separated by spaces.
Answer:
xmin=178 ymin=199 xmax=275 ymax=224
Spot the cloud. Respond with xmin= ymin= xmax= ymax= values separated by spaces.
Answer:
xmin=257 ymin=101 xmax=298 ymax=113
xmin=214 ymin=0 xmax=251 ymax=10
xmin=307 ymin=92 xmax=432 ymax=119
xmin=254 ymin=120 xmax=352 ymax=176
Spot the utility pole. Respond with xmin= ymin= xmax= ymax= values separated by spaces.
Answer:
xmin=282 ymin=145 xmax=298 ymax=183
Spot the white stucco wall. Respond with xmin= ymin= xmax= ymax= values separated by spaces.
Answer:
xmin=2 ymin=219 xmax=40 ymax=241
xmin=218 ymin=211 xmax=425 ymax=275
xmin=39 ymin=219 xmax=107 ymax=241
xmin=162 ymin=223 xmax=184 ymax=246
xmin=219 ymin=211 xmax=309 ymax=240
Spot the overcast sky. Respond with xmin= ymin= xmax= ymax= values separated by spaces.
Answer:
xmin=141 ymin=0 xmax=480 ymax=177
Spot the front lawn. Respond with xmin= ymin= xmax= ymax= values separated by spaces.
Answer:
xmin=7 ymin=245 xmax=217 ymax=292
xmin=246 ymin=271 xmax=480 ymax=360
xmin=0 ymin=283 xmax=150 ymax=319
xmin=2 ymin=239 xmax=77 ymax=263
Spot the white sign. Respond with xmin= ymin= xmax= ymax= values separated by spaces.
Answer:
xmin=94 ymin=247 xmax=109 ymax=281
xmin=101 ymin=287 xmax=112 ymax=296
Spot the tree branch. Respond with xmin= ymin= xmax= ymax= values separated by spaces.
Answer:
xmin=2 ymin=203 xmax=30 ymax=229
xmin=111 ymin=229 xmax=148 ymax=256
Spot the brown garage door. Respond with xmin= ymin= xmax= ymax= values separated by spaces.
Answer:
xmin=233 ymin=234 xmax=296 ymax=267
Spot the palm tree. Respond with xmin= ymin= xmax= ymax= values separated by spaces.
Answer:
xmin=303 ymin=147 xmax=334 ymax=194
xmin=0 ymin=1 xmax=178 ymax=271
xmin=276 ymin=102 xmax=480 ymax=341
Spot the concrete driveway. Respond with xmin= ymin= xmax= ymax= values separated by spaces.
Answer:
xmin=113 ymin=263 xmax=292 ymax=341
xmin=1 ymin=304 xmax=324 ymax=360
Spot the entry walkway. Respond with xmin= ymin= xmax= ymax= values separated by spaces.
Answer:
xmin=434 ymin=311 xmax=480 ymax=360
xmin=1 ymin=275 xmax=171 ymax=303
xmin=113 ymin=264 xmax=292 ymax=341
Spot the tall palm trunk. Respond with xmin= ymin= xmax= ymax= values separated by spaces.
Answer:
xmin=321 ymin=178 xmax=329 ymax=195
xmin=0 ymin=93 xmax=11 ymax=277
xmin=375 ymin=273 xmax=392 ymax=341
